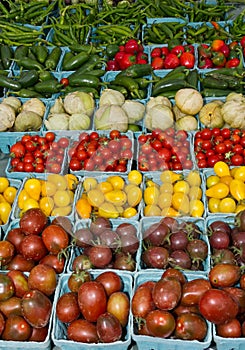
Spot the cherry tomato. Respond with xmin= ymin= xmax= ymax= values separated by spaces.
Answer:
xmin=60 ymin=77 xmax=69 ymax=86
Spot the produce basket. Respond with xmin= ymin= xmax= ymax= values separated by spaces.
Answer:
xmin=138 ymin=216 xmax=211 ymax=274
xmin=67 ymin=218 xmax=141 ymax=273
xmin=131 ymin=270 xmax=213 ymax=350
xmin=51 ymin=271 xmax=133 ymax=350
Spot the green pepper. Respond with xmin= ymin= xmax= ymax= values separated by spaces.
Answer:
xmin=211 ymin=51 xmax=226 ymax=67
xmin=168 ymin=39 xmax=181 ymax=51
xmin=106 ymin=44 xmax=119 ymax=59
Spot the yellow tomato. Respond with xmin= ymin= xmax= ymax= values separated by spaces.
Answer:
xmin=124 ymin=183 xmax=137 ymax=194
xmin=0 ymin=194 xmax=6 ymax=203
xmin=0 ymin=202 xmax=11 ymax=224
xmin=97 ymin=181 xmax=114 ymax=194
xmin=65 ymin=174 xmax=79 ymax=190
xmin=76 ymin=197 xmax=92 ymax=219
xmin=3 ymin=186 xmax=17 ymax=204
xmin=160 ymin=170 xmax=183 ymax=184
xmin=127 ymin=185 xmax=142 ymax=207
xmin=230 ymin=167 xmax=238 ymax=178
xmin=18 ymin=189 xmax=29 ymax=210
xmin=22 ymin=198 xmax=39 ymax=213
xmin=83 ymin=177 xmax=98 ymax=192
xmin=143 ymin=186 xmax=160 ymax=205
xmin=39 ymin=197 xmax=54 ymax=216
xmin=171 ymin=192 xmax=190 ymax=215
xmin=173 ymin=180 xmax=190 ymax=194
xmin=53 ymin=190 xmax=71 ymax=207
xmin=145 ymin=179 xmax=159 ymax=188
xmin=234 ymin=166 xmax=245 ymax=182
xmin=122 ymin=207 xmax=137 ymax=218
xmin=188 ymin=186 xmax=202 ymax=201
xmin=51 ymin=206 xmax=72 ymax=217
xmin=235 ymin=204 xmax=245 ymax=214
xmin=219 ymin=197 xmax=236 ymax=213
xmin=205 ymin=183 xmax=229 ymax=199
xmin=159 ymin=183 xmax=173 ymax=194
xmin=219 ymin=175 xmax=233 ymax=187
xmin=229 ymin=179 xmax=245 ymax=202
xmin=98 ymin=202 xmax=119 ymax=219
xmin=107 ymin=176 xmax=125 ymax=190
xmin=186 ymin=170 xmax=201 ymax=187
xmin=104 ymin=190 xmax=127 ymax=207
xmin=157 ymin=192 xmax=172 ymax=209
xmin=87 ymin=189 xmax=105 ymax=207
xmin=161 ymin=206 xmax=180 ymax=217
xmin=24 ymin=178 xmax=41 ymax=201
xmin=208 ymin=197 xmax=220 ymax=213
xmin=0 ymin=177 xmax=9 ymax=193
xmin=189 ymin=199 xmax=204 ymax=217
xmin=47 ymin=174 xmax=67 ymax=190
xmin=213 ymin=161 xmax=230 ymax=177
xmin=41 ymin=181 xmax=57 ymax=197
xmin=144 ymin=204 xmax=161 ymax=216
xmin=206 ymin=175 xmax=220 ymax=188
xmin=128 ymin=170 xmax=142 ymax=185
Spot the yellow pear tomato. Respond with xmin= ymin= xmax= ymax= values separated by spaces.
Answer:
xmin=234 ymin=166 xmax=245 ymax=182
xmin=98 ymin=202 xmax=119 ymax=219
xmin=144 ymin=204 xmax=161 ymax=216
xmin=22 ymin=198 xmax=39 ymax=213
xmin=104 ymin=190 xmax=127 ymax=207
xmin=83 ymin=177 xmax=98 ymax=192
xmin=122 ymin=207 xmax=137 ymax=218
xmin=143 ymin=186 xmax=160 ymax=205
xmin=107 ymin=176 xmax=125 ymax=190
xmin=206 ymin=175 xmax=220 ymax=188
xmin=173 ymin=180 xmax=190 ymax=194
xmin=235 ymin=204 xmax=245 ymax=214
xmin=18 ymin=189 xmax=30 ymax=210
xmin=157 ymin=192 xmax=172 ymax=209
xmin=188 ymin=186 xmax=202 ymax=201
xmin=229 ymin=179 xmax=245 ymax=202
xmin=51 ymin=206 xmax=72 ymax=217
xmin=186 ymin=170 xmax=201 ymax=187
xmin=0 ymin=177 xmax=9 ymax=193
xmin=39 ymin=197 xmax=54 ymax=216
xmin=47 ymin=174 xmax=67 ymax=190
xmin=205 ymin=183 xmax=229 ymax=199
xmin=76 ymin=197 xmax=92 ymax=219
xmin=128 ymin=170 xmax=142 ymax=185
xmin=0 ymin=194 xmax=6 ymax=203
xmin=171 ymin=192 xmax=190 ymax=215
xmin=189 ymin=199 xmax=204 ymax=217
xmin=3 ymin=186 xmax=17 ymax=204
xmin=213 ymin=161 xmax=230 ymax=177
xmin=24 ymin=178 xmax=41 ymax=201
xmin=41 ymin=181 xmax=57 ymax=197
xmin=65 ymin=174 xmax=79 ymax=190
xmin=97 ymin=181 xmax=114 ymax=194
xmin=208 ymin=197 xmax=220 ymax=213
xmin=160 ymin=170 xmax=183 ymax=184
xmin=159 ymin=183 xmax=173 ymax=194
xmin=127 ymin=185 xmax=142 ymax=207
xmin=219 ymin=175 xmax=233 ymax=187
xmin=161 ymin=206 xmax=180 ymax=217
xmin=0 ymin=202 xmax=11 ymax=224
xmin=87 ymin=189 xmax=105 ymax=207
xmin=53 ymin=190 xmax=72 ymax=207
xmin=219 ymin=197 xmax=236 ymax=213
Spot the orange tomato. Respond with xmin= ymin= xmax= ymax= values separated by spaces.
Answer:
xmin=76 ymin=197 xmax=92 ymax=219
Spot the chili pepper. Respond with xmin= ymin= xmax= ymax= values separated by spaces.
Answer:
xmin=240 ymin=36 xmax=245 ymax=48
xmin=164 ymin=53 xmax=180 ymax=69
xmin=151 ymin=57 xmax=164 ymax=70
xmin=0 ymin=74 xmax=21 ymax=91
xmin=106 ymin=60 xmax=120 ymax=71
xmin=225 ymin=58 xmax=240 ymax=68
xmin=10 ymin=88 xmax=43 ymax=98
xmin=171 ymin=45 xmax=185 ymax=56
xmin=198 ymin=57 xmax=214 ymax=69
xmin=45 ymin=47 xmax=62 ymax=71
xmin=180 ymin=52 xmax=195 ymax=69
xmin=18 ymin=70 xmax=39 ymax=88
xmin=119 ymin=53 xmax=136 ymax=70
xmin=219 ymin=44 xmax=230 ymax=58
xmin=0 ymin=45 xmax=13 ymax=70
xmin=124 ymin=39 xmax=140 ymax=54
xmin=198 ymin=44 xmax=212 ymax=59
xmin=211 ymin=39 xmax=226 ymax=52
xmin=211 ymin=51 xmax=226 ymax=67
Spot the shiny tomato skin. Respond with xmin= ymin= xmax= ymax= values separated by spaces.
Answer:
xmin=28 ymin=264 xmax=57 ymax=296
xmin=0 ymin=296 xmax=22 ymax=318
xmin=0 ymin=241 xmax=15 ymax=266
xmin=20 ymin=208 xmax=48 ymax=236
xmin=2 ymin=314 xmax=31 ymax=341
xmin=146 ymin=309 xmax=175 ymax=338
xmin=39 ymin=254 xmax=65 ymax=274
xmin=7 ymin=270 xmax=29 ymax=298
xmin=0 ymin=311 xmax=4 ymax=335
xmin=21 ymin=289 xmax=52 ymax=328
xmin=180 ymin=278 xmax=212 ymax=306
xmin=132 ymin=285 xmax=155 ymax=318
xmin=67 ymin=319 xmax=99 ymax=343
xmin=78 ymin=281 xmax=107 ymax=322
xmin=216 ymin=318 xmax=242 ymax=338
xmin=56 ymin=292 xmax=80 ymax=323
xmin=199 ymin=288 xmax=239 ymax=324
xmin=107 ymin=291 xmax=130 ymax=327
xmin=20 ymin=235 xmax=48 ymax=262
xmin=29 ymin=325 xmax=49 ymax=342
xmin=96 ymin=312 xmax=122 ymax=343
xmin=0 ymin=274 xmax=15 ymax=301
xmin=6 ymin=254 xmax=35 ymax=272
xmin=95 ymin=271 xmax=122 ymax=296
xmin=42 ymin=224 xmax=69 ymax=254
xmin=223 ymin=286 xmax=245 ymax=314
xmin=174 ymin=312 xmax=208 ymax=340
xmin=209 ymin=263 xmax=241 ymax=288
xmin=152 ymin=278 xmax=182 ymax=310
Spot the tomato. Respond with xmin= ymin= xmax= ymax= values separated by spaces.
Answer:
xmin=0 ymin=273 xmax=15 ymax=301
xmin=2 ymin=315 xmax=31 ymax=341
xmin=209 ymin=263 xmax=241 ymax=288
xmin=174 ymin=313 xmax=208 ymax=340
xmin=138 ymin=134 xmax=148 ymax=144
xmin=78 ymin=281 xmax=107 ymax=322
xmin=106 ymin=291 xmax=129 ymax=327
xmin=145 ymin=309 xmax=175 ymax=338
xmin=56 ymin=292 xmax=80 ymax=323
xmin=152 ymin=278 xmax=182 ymax=310
xmin=60 ymin=77 xmax=69 ymax=86
xmin=10 ymin=142 xmax=25 ymax=158
xmin=42 ymin=224 xmax=69 ymax=254
xmin=20 ymin=235 xmax=48 ymax=262
xmin=95 ymin=271 xmax=122 ymax=296
xmin=97 ymin=312 xmax=122 ymax=343
xmin=7 ymin=270 xmax=29 ymax=298
xmin=20 ymin=208 xmax=47 ymax=235
xmin=216 ymin=318 xmax=242 ymax=338
xmin=28 ymin=264 xmax=57 ymax=296
xmin=67 ymin=319 xmax=98 ymax=343
xmin=181 ymin=278 xmax=211 ymax=306
xmin=199 ymin=288 xmax=239 ymax=324
xmin=201 ymin=128 xmax=213 ymax=140
xmin=45 ymin=131 xmax=55 ymax=143
xmin=231 ymin=154 xmax=243 ymax=166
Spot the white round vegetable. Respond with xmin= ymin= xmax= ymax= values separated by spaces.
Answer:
xmin=175 ymin=88 xmax=203 ymax=115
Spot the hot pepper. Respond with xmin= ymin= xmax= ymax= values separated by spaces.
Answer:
xmin=211 ymin=51 xmax=226 ymax=67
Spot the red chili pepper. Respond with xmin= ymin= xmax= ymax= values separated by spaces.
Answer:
xmin=136 ymin=51 xmax=148 ymax=62
xmin=211 ymin=21 xmax=220 ymax=30
xmin=198 ymin=45 xmax=212 ymax=58
xmin=240 ymin=36 xmax=245 ymax=48
xmin=198 ymin=57 xmax=213 ymax=69
xmin=119 ymin=53 xmax=136 ymax=70
xmin=161 ymin=47 xmax=170 ymax=57
xmin=124 ymin=39 xmax=139 ymax=54
xmin=229 ymin=41 xmax=239 ymax=50
xmin=114 ymin=51 xmax=125 ymax=64
xmin=225 ymin=57 xmax=240 ymax=68
xmin=171 ymin=45 xmax=185 ymax=56
xmin=211 ymin=39 xmax=225 ymax=52
xmin=184 ymin=44 xmax=195 ymax=55
xmin=106 ymin=59 xmax=120 ymax=71
xmin=151 ymin=56 xmax=165 ymax=70
xmin=164 ymin=53 xmax=180 ymax=69
xmin=151 ymin=47 xmax=162 ymax=58
xmin=180 ymin=51 xmax=195 ymax=69
xmin=219 ymin=44 xmax=230 ymax=58
xmin=211 ymin=51 xmax=226 ymax=67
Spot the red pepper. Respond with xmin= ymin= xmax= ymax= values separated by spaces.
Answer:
xmin=119 ymin=52 xmax=136 ymax=70
xmin=164 ymin=53 xmax=180 ymax=69
xmin=229 ymin=41 xmax=239 ymax=50
xmin=211 ymin=39 xmax=225 ymax=52
xmin=211 ymin=21 xmax=220 ymax=30
xmin=151 ymin=57 xmax=164 ymax=70
xmin=198 ymin=44 xmax=212 ymax=58
xmin=171 ymin=45 xmax=185 ymax=56
xmin=151 ymin=47 xmax=162 ymax=58
xmin=138 ymin=44 xmax=144 ymax=52
xmin=106 ymin=59 xmax=120 ymax=71
xmin=161 ymin=47 xmax=170 ymax=57
xmin=225 ymin=57 xmax=240 ymax=68
xmin=198 ymin=57 xmax=213 ymax=69
xmin=137 ymin=59 xmax=148 ymax=64
xmin=124 ymin=39 xmax=139 ymax=54
xmin=219 ymin=44 xmax=230 ymax=58
xmin=136 ymin=52 xmax=148 ymax=62
xmin=240 ymin=36 xmax=245 ymax=48
xmin=184 ymin=44 xmax=195 ymax=55
xmin=114 ymin=51 xmax=125 ymax=64
xmin=119 ymin=45 xmax=125 ymax=52
xmin=180 ymin=51 xmax=195 ymax=69
xmin=211 ymin=51 xmax=226 ymax=67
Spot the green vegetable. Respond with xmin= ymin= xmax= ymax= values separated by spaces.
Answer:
xmin=18 ymin=70 xmax=39 ymax=88
xmin=45 ymin=47 xmax=62 ymax=70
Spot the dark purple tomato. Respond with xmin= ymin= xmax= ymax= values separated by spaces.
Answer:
xmin=21 ymin=289 xmax=52 ymax=328
xmin=212 ymin=248 xmax=236 ymax=265
xmin=143 ymin=222 xmax=169 ymax=246
xmin=6 ymin=227 xmax=25 ymax=253
xmin=199 ymin=288 xmax=239 ymax=324
xmin=152 ymin=278 xmax=182 ymax=310
xmin=88 ymin=245 xmax=112 ymax=268
xmin=209 ymin=221 xmax=231 ymax=235
xmin=186 ymin=239 xmax=208 ymax=261
xmin=170 ymin=230 xmax=188 ymax=251
xmin=100 ymin=229 xmax=119 ymax=251
xmin=209 ymin=263 xmax=241 ymax=288
xmin=120 ymin=233 xmax=139 ymax=255
xmin=2 ymin=314 xmax=31 ymax=341
xmin=78 ymin=281 xmax=107 ymax=322
xmin=0 ymin=241 xmax=15 ymax=267
xmin=72 ymin=254 xmax=92 ymax=272
xmin=29 ymin=325 xmax=48 ymax=342
xmin=161 ymin=268 xmax=187 ymax=285
xmin=0 ymin=296 xmax=22 ymax=318
xmin=7 ymin=270 xmax=29 ymax=298
xmin=90 ymin=217 xmax=111 ymax=236
xmin=28 ymin=264 xmax=57 ymax=296
xmin=67 ymin=319 xmax=98 ymax=343
xmin=68 ymin=270 xmax=92 ymax=293
xmin=113 ymin=252 xmax=136 ymax=271
xmin=216 ymin=318 xmax=242 ymax=338
xmin=223 ymin=287 xmax=245 ymax=314
xmin=232 ymin=231 xmax=245 ymax=248
xmin=180 ymin=278 xmax=212 ymax=306
xmin=235 ymin=209 xmax=245 ymax=232
xmin=142 ymin=246 xmax=169 ymax=269
xmin=160 ymin=217 xmax=179 ymax=232
xmin=6 ymin=254 xmax=35 ymax=272
xmin=95 ymin=271 xmax=122 ymax=296
xmin=39 ymin=254 xmax=65 ymax=274
xmin=0 ymin=273 xmax=15 ymax=301
xmin=20 ymin=234 xmax=48 ymax=262
xmin=132 ymin=285 xmax=155 ymax=318
xmin=73 ymin=227 xmax=94 ymax=248
xmin=145 ymin=309 xmax=175 ymax=338
xmin=51 ymin=216 xmax=73 ymax=235
xmin=169 ymin=250 xmax=192 ymax=269
xmin=42 ymin=224 xmax=69 ymax=254
xmin=172 ymin=304 xmax=200 ymax=317
xmin=181 ymin=221 xmax=201 ymax=239
xmin=20 ymin=208 xmax=48 ymax=235
xmin=209 ymin=230 xmax=230 ymax=250
xmin=116 ymin=223 xmax=137 ymax=237
xmin=174 ymin=313 xmax=208 ymax=340
xmin=0 ymin=311 xmax=4 ymax=336
xmin=96 ymin=312 xmax=122 ymax=343
xmin=56 ymin=292 xmax=80 ymax=323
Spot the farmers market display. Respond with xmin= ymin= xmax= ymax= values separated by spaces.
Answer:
xmin=0 ymin=0 xmax=245 ymax=349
